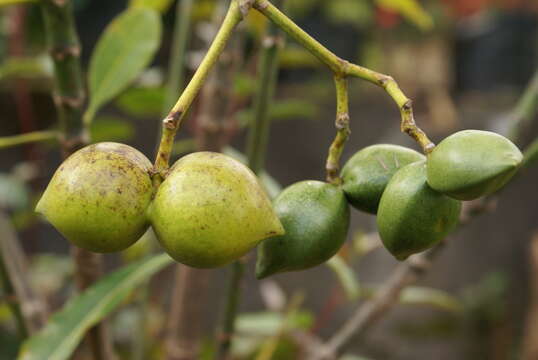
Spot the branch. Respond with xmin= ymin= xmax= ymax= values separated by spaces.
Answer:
xmin=252 ymin=0 xmax=434 ymax=154
xmin=40 ymin=1 xmax=114 ymax=359
xmin=0 ymin=130 xmax=58 ymax=149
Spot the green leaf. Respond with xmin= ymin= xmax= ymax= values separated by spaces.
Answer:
xmin=129 ymin=0 xmax=174 ymax=13
xmin=18 ymin=254 xmax=173 ymax=360
xmin=86 ymin=7 xmax=162 ymax=124
xmin=116 ymin=86 xmax=166 ymax=117
xmin=0 ymin=56 xmax=51 ymax=80
xmin=399 ymin=287 xmax=463 ymax=313
xmin=326 ymin=255 xmax=360 ymax=300
xmin=236 ymin=311 xmax=313 ymax=336
xmin=223 ymin=147 xmax=282 ymax=199
xmin=376 ymin=0 xmax=434 ymax=31
xmin=90 ymin=116 xmax=135 ymax=143
xmin=237 ymin=100 xmax=319 ymax=127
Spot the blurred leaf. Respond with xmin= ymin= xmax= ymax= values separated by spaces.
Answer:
xmin=339 ymin=355 xmax=373 ymax=360
xmin=18 ymin=254 xmax=173 ymax=360
xmin=236 ymin=311 xmax=313 ymax=337
xmin=86 ymin=7 xmax=162 ymax=123
xmin=0 ymin=56 xmax=51 ymax=80
xmin=172 ymin=138 xmax=197 ymax=156
xmin=279 ymin=46 xmax=321 ymax=69
xmin=324 ymin=0 xmax=373 ymax=28
xmin=376 ymin=0 xmax=433 ymax=31
xmin=395 ymin=313 xmax=460 ymax=340
xmin=399 ymin=287 xmax=463 ymax=313
xmin=223 ymin=147 xmax=282 ymax=199
xmin=326 ymin=255 xmax=360 ymax=300
xmin=233 ymin=73 xmax=257 ymax=98
xmin=116 ymin=86 xmax=166 ymax=117
xmin=287 ymin=0 xmax=320 ymax=19
xmin=129 ymin=0 xmax=173 ymax=13
xmin=522 ymin=137 xmax=538 ymax=170
xmin=238 ymin=100 xmax=319 ymax=126
xmin=0 ymin=174 xmax=29 ymax=211
xmin=29 ymin=254 xmax=72 ymax=298
xmin=90 ymin=116 xmax=135 ymax=143
xmin=0 ymin=0 xmax=35 ymax=7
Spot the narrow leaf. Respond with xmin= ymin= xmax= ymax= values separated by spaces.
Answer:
xmin=376 ymin=0 xmax=433 ymax=31
xmin=326 ymin=255 xmax=360 ymax=300
xmin=86 ymin=7 xmax=162 ymax=123
xmin=130 ymin=0 xmax=174 ymax=13
xmin=18 ymin=254 xmax=173 ymax=360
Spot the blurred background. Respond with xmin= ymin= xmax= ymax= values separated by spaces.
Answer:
xmin=0 ymin=0 xmax=537 ymax=359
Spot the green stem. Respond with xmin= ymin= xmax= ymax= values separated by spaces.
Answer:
xmin=245 ymin=3 xmax=286 ymax=174
xmin=509 ymin=68 xmax=538 ymax=144
xmin=522 ymin=137 xmax=538 ymax=170
xmin=162 ymin=0 xmax=194 ymax=114
xmin=40 ymin=0 xmax=86 ymax=153
xmin=217 ymin=260 xmax=246 ymax=358
xmin=326 ymin=75 xmax=350 ymax=184
xmin=0 ymin=130 xmax=58 ymax=149
xmin=154 ymin=0 xmax=244 ymax=175
xmin=252 ymin=0 xmax=434 ymax=154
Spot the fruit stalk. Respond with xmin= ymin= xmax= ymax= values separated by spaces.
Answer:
xmin=326 ymin=75 xmax=350 ymax=184
xmin=509 ymin=69 xmax=538 ymax=143
xmin=153 ymin=0 xmax=245 ymax=179
xmin=252 ymin=0 xmax=434 ymax=154
xmin=41 ymin=1 xmax=115 ymax=359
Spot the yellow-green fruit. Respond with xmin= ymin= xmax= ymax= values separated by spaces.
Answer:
xmin=150 ymin=152 xmax=284 ymax=268
xmin=341 ymin=144 xmax=425 ymax=214
xmin=36 ymin=142 xmax=153 ymax=253
xmin=377 ymin=161 xmax=461 ymax=260
xmin=427 ymin=130 xmax=522 ymax=200
xmin=256 ymin=181 xmax=350 ymax=279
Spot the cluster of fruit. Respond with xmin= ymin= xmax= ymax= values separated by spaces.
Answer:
xmin=36 ymin=130 xmax=522 ymax=278
xmin=257 ymin=130 xmax=522 ymax=277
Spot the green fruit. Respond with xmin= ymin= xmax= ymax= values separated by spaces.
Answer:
xmin=341 ymin=144 xmax=425 ymax=214
xmin=377 ymin=161 xmax=461 ymax=260
xmin=36 ymin=142 xmax=153 ymax=252
xmin=150 ymin=152 xmax=284 ymax=268
xmin=426 ymin=130 xmax=522 ymax=200
xmin=256 ymin=180 xmax=350 ymax=279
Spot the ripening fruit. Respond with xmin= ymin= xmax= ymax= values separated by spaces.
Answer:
xmin=150 ymin=152 xmax=284 ymax=268
xmin=426 ymin=130 xmax=522 ymax=200
xmin=256 ymin=180 xmax=350 ymax=279
xmin=377 ymin=161 xmax=461 ymax=260
xmin=341 ymin=144 xmax=425 ymax=214
xmin=36 ymin=142 xmax=153 ymax=252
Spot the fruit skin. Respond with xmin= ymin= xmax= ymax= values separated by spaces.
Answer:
xmin=377 ymin=161 xmax=461 ymax=260
xmin=36 ymin=142 xmax=153 ymax=253
xmin=426 ymin=130 xmax=522 ymax=200
xmin=341 ymin=144 xmax=425 ymax=214
xmin=256 ymin=180 xmax=350 ymax=279
xmin=150 ymin=152 xmax=284 ymax=268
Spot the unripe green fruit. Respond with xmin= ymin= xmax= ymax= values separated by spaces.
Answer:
xmin=427 ymin=130 xmax=522 ymax=200
xmin=36 ymin=142 xmax=153 ymax=252
xmin=150 ymin=152 xmax=284 ymax=268
xmin=256 ymin=180 xmax=350 ymax=279
xmin=377 ymin=161 xmax=461 ymax=260
xmin=341 ymin=144 xmax=425 ymax=214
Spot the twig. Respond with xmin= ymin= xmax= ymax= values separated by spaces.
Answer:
xmin=509 ymin=69 xmax=538 ymax=142
xmin=153 ymin=0 xmax=245 ymax=179
xmin=40 ymin=1 xmax=114 ymax=359
xmin=522 ymin=232 xmax=538 ymax=360
xmin=252 ymin=0 xmax=435 ymax=154
xmin=0 ymin=130 xmax=58 ymax=149
xmin=0 ymin=212 xmax=48 ymax=336
xmin=326 ymin=75 xmax=350 ymax=184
